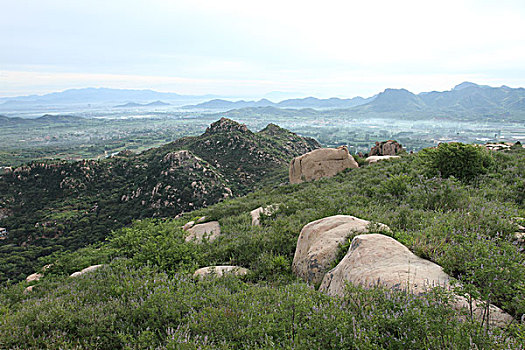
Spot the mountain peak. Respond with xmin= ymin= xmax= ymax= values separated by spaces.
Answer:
xmin=453 ymin=82 xmax=480 ymax=91
xmin=205 ymin=117 xmax=249 ymax=134
xmin=380 ymin=88 xmax=414 ymax=96
xmin=259 ymin=123 xmax=287 ymax=136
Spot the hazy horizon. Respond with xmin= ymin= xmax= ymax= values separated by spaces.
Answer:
xmin=2 ymin=0 xmax=525 ymax=98
xmin=1 ymin=81 xmax=524 ymax=103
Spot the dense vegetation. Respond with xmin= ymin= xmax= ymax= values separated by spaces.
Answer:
xmin=1 ymin=143 xmax=523 ymax=349
xmin=0 ymin=119 xmax=318 ymax=283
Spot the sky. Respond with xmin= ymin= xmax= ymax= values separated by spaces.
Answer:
xmin=1 ymin=0 xmax=525 ymax=98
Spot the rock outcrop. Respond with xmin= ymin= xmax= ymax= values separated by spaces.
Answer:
xmin=185 ymin=221 xmax=221 ymax=242
xmin=289 ymin=146 xmax=358 ymax=184
xmin=193 ymin=265 xmax=249 ymax=279
xmin=369 ymin=140 xmax=404 ymax=156
xmin=250 ymin=205 xmax=279 ymax=226
xmin=205 ymin=117 xmax=250 ymax=135
xmin=24 ymin=264 xmax=53 ymax=285
xmin=292 ymin=215 xmax=390 ymax=285
xmin=25 ymin=273 xmax=42 ymax=283
xmin=365 ymin=155 xmax=401 ymax=164
xmin=70 ymin=264 xmax=104 ymax=278
xmin=319 ymin=234 xmax=513 ymax=327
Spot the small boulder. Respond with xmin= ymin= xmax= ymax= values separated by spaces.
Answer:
xmin=185 ymin=221 xmax=221 ymax=242
xmin=292 ymin=215 xmax=390 ymax=285
xmin=24 ymin=285 xmax=35 ymax=294
xmin=365 ymin=155 xmax=401 ymax=164
xmin=196 ymin=216 xmax=207 ymax=224
xmin=25 ymin=273 xmax=42 ymax=283
xmin=70 ymin=264 xmax=104 ymax=278
xmin=369 ymin=140 xmax=404 ymax=156
xmin=319 ymin=234 xmax=513 ymax=328
xmin=182 ymin=221 xmax=195 ymax=231
xmin=193 ymin=265 xmax=249 ymax=279
xmin=250 ymin=205 xmax=279 ymax=226
xmin=484 ymin=143 xmax=512 ymax=151
xmin=512 ymin=218 xmax=525 ymax=243
xmin=289 ymin=146 xmax=358 ymax=184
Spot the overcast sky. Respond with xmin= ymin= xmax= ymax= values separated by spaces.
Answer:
xmin=1 ymin=0 xmax=524 ymax=98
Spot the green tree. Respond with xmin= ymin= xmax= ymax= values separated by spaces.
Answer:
xmin=418 ymin=142 xmax=494 ymax=182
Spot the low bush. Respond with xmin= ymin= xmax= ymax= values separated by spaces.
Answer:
xmin=1 ymin=264 xmax=521 ymax=349
xmin=418 ymin=142 xmax=494 ymax=182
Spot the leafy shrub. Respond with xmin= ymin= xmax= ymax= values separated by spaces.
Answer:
xmin=379 ymin=173 xmax=412 ymax=199
xmin=418 ymin=142 xmax=494 ymax=182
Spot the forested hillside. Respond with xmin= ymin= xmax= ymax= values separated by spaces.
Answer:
xmin=1 ymin=142 xmax=523 ymax=349
xmin=0 ymin=118 xmax=319 ymax=282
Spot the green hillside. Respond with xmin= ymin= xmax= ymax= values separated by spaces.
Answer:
xmin=0 ymin=118 xmax=319 ymax=283
xmin=1 ymin=142 xmax=523 ymax=349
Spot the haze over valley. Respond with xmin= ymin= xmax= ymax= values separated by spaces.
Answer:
xmin=1 ymin=81 xmax=524 ymax=167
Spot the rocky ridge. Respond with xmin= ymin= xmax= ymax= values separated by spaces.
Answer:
xmin=0 ymin=118 xmax=318 ymax=283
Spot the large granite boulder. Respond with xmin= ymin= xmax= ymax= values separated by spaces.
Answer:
xmin=319 ymin=234 xmax=513 ymax=327
xmin=193 ymin=265 xmax=249 ymax=279
xmin=369 ymin=140 xmax=404 ymax=156
xmin=292 ymin=215 xmax=390 ymax=285
xmin=250 ymin=205 xmax=279 ymax=226
xmin=185 ymin=221 xmax=221 ymax=242
xmin=365 ymin=155 xmax=401 ymax=164
xmin=70 ymin=264 xmax=104 ymax=278
xmin=289 ymin=146 xmax=358 ymax=184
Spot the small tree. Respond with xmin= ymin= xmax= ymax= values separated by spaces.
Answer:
xmin=418 ymin=143 xmax=493 ymax=182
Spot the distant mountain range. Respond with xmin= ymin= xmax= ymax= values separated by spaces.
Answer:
xmin=0 ymin=114 xmax=87 ymax=125
xmin=113 ymin=100 xmax=171 ymax=108
xmin=1 ymin=83 xmax=524 ymax=120
xmin=185 ymin=82 xmax=525 ymax=113
xmin=198 ymin=82 xmax=525 ymax=121
xmin=0 ymin=88 xmax=215 ymax=109
xmin=183 ymin=96 xmax=373 ymax=110
xmin=349 ymin=82 xmax=525 ymax=119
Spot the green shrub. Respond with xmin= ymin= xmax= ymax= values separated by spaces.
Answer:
xmin=418 ymin=143 xmax=494 ymax=182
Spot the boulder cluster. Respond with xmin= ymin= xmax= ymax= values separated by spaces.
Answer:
xmin=288 ymin=143 xmax=404 ymax=184
xmin=292 ymin=215 xmax=513 ymax=328
xmin=182 ymin=217 xmax=250 ymax=278
xmin=292 ymin=215 xmax=389 ymax=285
